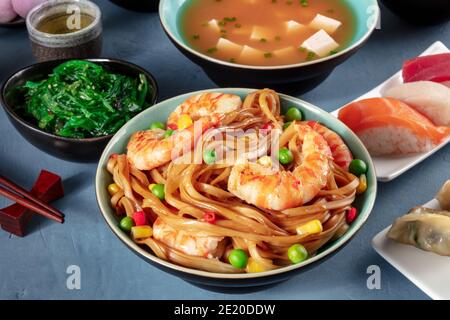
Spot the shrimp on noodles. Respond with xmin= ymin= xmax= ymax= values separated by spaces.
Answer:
xmin=167 ymin=92 xmax=242 ymax=128
xmin=128 ymin=93 xmax=242 ymax=171
xmin=127 ymin=121 xmax=209 ymax=171
xmin=153 ymin=217 xmax=224 ymax=258
xmin=228 ymin=124 xmax=332 ymax=211
xmin=305 ymin=120 xmax=353 ymax=170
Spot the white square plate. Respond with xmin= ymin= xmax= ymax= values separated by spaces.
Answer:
xmin=331 ymin=41 xmax=450 ymax=182
xmin=372 ymin=199 xmax=450 ymax=300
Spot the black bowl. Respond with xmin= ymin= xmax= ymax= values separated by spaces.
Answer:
xmin=380 ymin=0 xmax=450 ymax=24
xmin=110 ymin=0 xmax=159 ymax=12
xmin=0 ymin=58 xmax=158 ymax=162
xmin=169 ymin=43 xmax=355 ymax=92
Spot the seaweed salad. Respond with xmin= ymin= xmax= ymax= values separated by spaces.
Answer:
xmin=16 ymin=60 xmax=152 ymax=138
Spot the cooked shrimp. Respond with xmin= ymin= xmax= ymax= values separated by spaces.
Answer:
xmin=228 ymin=124 xmax=332 ymax=211
xmin=167 ymin=92 xmax=242 ymax=128
xmin=127 ymin=120 xmax=210 ymax=170
xmin=305 ymin=120 xmax=353 ymax=170
xmin=153 ymin=217 xmax=223 ymax=258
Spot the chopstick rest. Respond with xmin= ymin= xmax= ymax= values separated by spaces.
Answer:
xmin=0 ymin=170 xmax=64 ymax=237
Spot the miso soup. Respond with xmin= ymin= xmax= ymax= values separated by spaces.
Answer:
xmin=180 ymin=0 xmax=356 ymax=66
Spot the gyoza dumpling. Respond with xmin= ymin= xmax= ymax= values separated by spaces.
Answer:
xmin=437 ymin=180 xmax=450 ymax=211
xmin=388 ymin=207 xmax=450 ymax=256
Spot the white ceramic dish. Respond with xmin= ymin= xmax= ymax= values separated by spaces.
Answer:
xmin=372 ymin=198 xmax=450 ymax=300
xmin=332 ymin=41 xmax=450 ymax=182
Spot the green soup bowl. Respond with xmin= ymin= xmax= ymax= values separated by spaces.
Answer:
xmin=95 ymin=88 xmax=377 ymax=292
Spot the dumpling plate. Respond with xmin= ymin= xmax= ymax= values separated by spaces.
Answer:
xmin=372 ymin=199 xmax=450 ymax=300
xmin=331 ymin=41 xmax=450 ymax=182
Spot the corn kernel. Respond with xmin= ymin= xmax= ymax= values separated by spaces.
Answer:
xmin=177 ymin=114 xmax=194 ymax=130
xmin=148 ymin=183 xmax=156 ymax=192
xmin=246 ymin=258 xmax=266 ymax=273
xmin=296 ymin=219 xmax=323 ymax=235
xmin=356 ymin=174 xmax=367 ymax=194
xmin=131 ymin=225 xmax=153 ymax=240
xmin=257 ymin=156 xmax=272 ymax=167
xmin=107 ymin=183 xmax=121 ymax=196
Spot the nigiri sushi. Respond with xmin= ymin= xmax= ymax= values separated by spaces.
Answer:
xmin=403 ymin=53 xmax=450 ymax=84
xmin=338 ymin=98 xmax=450 ymax=156
xmin=384 ymin=81 xmax=450 ymax=126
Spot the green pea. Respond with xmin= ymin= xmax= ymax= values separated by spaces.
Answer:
xmin=163 ymin=129 xmax=175 ymax=138
xmin=203 ymin=149 xmax=216 ymax=165
xmin=150 ymin=122 xmax=165 ymax=130
xmin=277 ymin=148 xmax=294 ymax=165
xmin=288 ymin=244 xmax=308 ymax=264
xmin=285 ymin=107 xmax=303 ymax=122
xmin=228 ymin=249 xmax=248 ymax=269
xmin=151 ymin=183 xmax=165 ymax=200
xmin=349 ymin=159 xmax=368 ymax=176
xmin=283 ymin=121 xmax=293 ymax=130
xmin=119 ymin=216 xmax=134 ymax=232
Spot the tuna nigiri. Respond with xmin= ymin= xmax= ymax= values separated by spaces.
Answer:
xmin=384 ymin=81 xmax=450 ymax=126
xmin=403 ymin=53 xmax=450 ymax=84
xmin=338 ymin=98 xmax=450 ymax=156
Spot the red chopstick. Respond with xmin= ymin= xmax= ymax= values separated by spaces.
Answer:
xmin=0 ymin=175 xmax=64 ymax=219
xmin=0 ymin=186 xmax=64 ymax=224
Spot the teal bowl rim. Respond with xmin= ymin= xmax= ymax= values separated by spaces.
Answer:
xmin=95 ymin=88 xmax=377 ymax=280
xmin=158 ymin=0 xmax=380 ymax=71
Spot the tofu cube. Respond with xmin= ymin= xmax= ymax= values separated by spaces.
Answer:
xmin=300 ymin=29 xmax=339 ymax=57
xmin=309 ymin=14 xmax=342 ymax=34
xmin=216 ymin=38 xmax=243 ymax=57
xmin=285 ymin=20 xmax=305 ymax=34
xmin=207 ymin=19 xmax=221 ymax=33
xmin=239 ymin=45 xmax=264 ymax=64
xmin=274 ymin=47 xmax=297 ymax=59
xmin=250 ymin=26 xmax=276 ymax=41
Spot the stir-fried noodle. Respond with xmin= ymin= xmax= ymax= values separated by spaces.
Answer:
xmin=106 ymin=89 xmax=359 ymax=273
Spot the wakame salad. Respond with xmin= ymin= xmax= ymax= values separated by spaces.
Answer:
xmin=15 ymin=60 xmax=152 ymax=138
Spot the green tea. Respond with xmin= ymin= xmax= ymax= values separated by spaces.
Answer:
xmin=37 ymin=13 xmax=94 ymax=34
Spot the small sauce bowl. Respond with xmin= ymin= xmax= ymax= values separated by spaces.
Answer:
xmin=26 ymin=0 xmax=102 ymax=62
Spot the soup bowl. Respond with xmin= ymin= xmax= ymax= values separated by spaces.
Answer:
xmin=110 ymin=0 xmax=159 ymax=12
xmin=380 ymin=0 xmax=450 ymax=24
xmin=159 ymin=0 xmax=380 ymax=90
xmin=95 ymin=88 xmax=377 ymax=291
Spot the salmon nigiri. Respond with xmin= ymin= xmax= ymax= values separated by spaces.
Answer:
xmin=338 ymin=98 xmax=450 ymax=155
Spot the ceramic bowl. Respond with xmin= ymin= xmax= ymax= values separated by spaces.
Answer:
xmin=380 ymin=0 xmax=450 ymax=24
xmin=0 ymin=58 xmax=158 ymax=162
xmin=95 ymin=88 xmax=377 ymax=291
xmin=159 ymin=0 xmax=380 ymax=90
xmin=110 ymin=0 xmax=159 ymax=12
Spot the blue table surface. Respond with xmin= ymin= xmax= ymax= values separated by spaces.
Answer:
xmin=1 ymin=0 xmax=449 ymax=300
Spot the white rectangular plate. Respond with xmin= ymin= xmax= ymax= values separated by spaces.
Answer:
xmin=332 ymin=41 xmax=450 ymax=182
xmin=372 ymin=199 xmax=450 ymax=300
